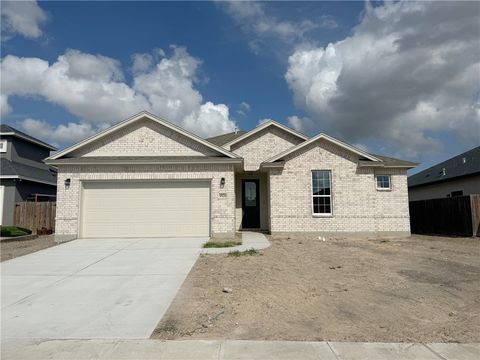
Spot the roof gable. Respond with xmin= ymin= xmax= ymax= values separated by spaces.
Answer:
xmin=69 ymin=119 xmax=219 ymax=158
xmin=264 ymin=133 xmax=382 ymax=164
xmin=230 ymin=125 xmax=306 ymax=171
xmin=47 ymin=111 xmax=239 ymax=160
xmin=222 ymin=120 xmax=308 ymax=150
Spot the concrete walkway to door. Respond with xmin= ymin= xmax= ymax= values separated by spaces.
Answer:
xmin=1 ymin=237 xmax=206 ymax=341
xmin=201 ymin=231 xmax=270 ymax=254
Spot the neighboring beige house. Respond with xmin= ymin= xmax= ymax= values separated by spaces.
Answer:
xmin=45 ymin=111 xmax=417 ymax=240
xmin=408 ymin=146 xmax=480 ymax=201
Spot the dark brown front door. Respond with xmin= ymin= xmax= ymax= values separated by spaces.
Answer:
xmin=242 ymin=179 xmax=260 ymax=229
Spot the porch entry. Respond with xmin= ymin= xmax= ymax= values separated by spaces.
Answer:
xmin=242 ymin=179 xmax=260 ymax=229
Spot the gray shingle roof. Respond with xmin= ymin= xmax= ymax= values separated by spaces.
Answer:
xmin=205 ymin=131 xmax=247 ymax=146
xmin=0 ymin=124 xmax=57 ymax=150
xmin=1 ymin=158 xmax=57 ymax=184
xmin=368 ymin=154 xmax=418 ymax=168
xmin=408 ymin=146 xmax=480 ymax=188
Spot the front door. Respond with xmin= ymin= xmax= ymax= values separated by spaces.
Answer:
xmin=242 ymin=179 xmax=260 ymax=229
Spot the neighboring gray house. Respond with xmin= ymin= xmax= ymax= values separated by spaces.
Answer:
xmin=45 ymin=111 xmax=416 ymax=240
xmin=0 ymin=125 xmax=57 ymax=225
xmin=408 ymin=146 xmax=480 ymax=201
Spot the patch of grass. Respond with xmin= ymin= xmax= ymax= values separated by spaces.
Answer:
xmin=0 ymin=226 xmax=32 ymax=237
xmin=228 ymin=248 xmax=260 ymax=257
xmin=156 ymin=318 xmax=179 ymax=334
xmin=203 ymin=240 xmax=242 ymax=248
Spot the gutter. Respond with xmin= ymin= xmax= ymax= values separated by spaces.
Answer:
xmin=0 ymin=175 xmax=57 ymax=186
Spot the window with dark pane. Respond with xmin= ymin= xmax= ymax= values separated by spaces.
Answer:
xmin=312 ymin=170 xmax=332 ymax=214
xmin=376 ymin=175 xmax=391 ymax=190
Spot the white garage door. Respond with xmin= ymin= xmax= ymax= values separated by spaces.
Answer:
xmin=80 ymin=181 xmax=210 ymax=238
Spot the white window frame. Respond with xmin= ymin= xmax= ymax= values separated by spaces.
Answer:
xmin=311 ymin=170 xmax=332 ymax=216
xmin=376 ymin=174 xmax=391 ymax=191
xmin=0 ymin=140 xmax=6 ymax=153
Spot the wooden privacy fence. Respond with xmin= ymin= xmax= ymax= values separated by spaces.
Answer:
xmin=13 ymin=202 xmax=56 ymax=234
xmin=409 ymin=195 xmax=480 ymax=237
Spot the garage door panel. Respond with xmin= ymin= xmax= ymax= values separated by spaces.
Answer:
xmin=81 ymin=181 xmax=210 ymax=238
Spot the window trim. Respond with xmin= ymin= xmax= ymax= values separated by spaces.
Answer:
xmin=0 ymin=139 xmax=6 ymax=153
xmin=375 ymin=174 xmax=391 ymax=191
xmin=311 ymin=170 xmax=333 ymax=217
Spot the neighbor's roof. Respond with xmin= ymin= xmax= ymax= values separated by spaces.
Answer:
xmin=408 ymin=146 xmax=480 ymax=188
xmin=0 ymin=158 xmax=57 ymax=185
xmin=205 ymin=131 xmax=247 ymax=146
xmin=0 ymin=124 xmax=57 ymax=151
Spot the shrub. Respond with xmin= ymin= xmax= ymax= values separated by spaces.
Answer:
xmin=0 ymin=226 xmax=32 ymax=237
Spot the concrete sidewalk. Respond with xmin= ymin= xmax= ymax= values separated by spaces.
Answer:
xmin=2 ymin=339 xmax=478 ymax=360
xmin=201 ymin=231 xmax=270 ymax=254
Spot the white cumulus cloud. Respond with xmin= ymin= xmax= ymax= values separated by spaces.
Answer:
xmin=1 ymin=47 xmax=236 ymax=145
xmin=285 ymin=1 xmax=480 ymax=157
xmin=20 ymin=118 xmax=95 ymax=147
xmin=220 ymin=1 xmax=337 ymax=54
xmin=1 ymin=0 xmax=48 ymax=39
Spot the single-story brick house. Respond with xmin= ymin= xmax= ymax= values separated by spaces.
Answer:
xmin=45 ymin=111 xmax=417 ymax=239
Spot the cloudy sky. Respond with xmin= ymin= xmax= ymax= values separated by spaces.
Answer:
xmin=1 ymin=1 xmax=479 ymax=174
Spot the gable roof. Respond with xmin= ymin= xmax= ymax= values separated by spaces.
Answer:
xmin=264 ymin=132 xmax=383 ymax=164
xmin=205 ymin=130 xmax=247 ymax=146
xmin=408 ymin=146 xmax=480 ymax=188
xmin=0 ymin=124 xmax=57 ymax=151
xmin=222 ymin=120 xmax=308 ymax=149
xmin=46 ymin=111 xmax=240 ymax=161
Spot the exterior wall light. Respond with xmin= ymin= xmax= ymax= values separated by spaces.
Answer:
xmin=64 ymin=178 xmax=71 ymax=188
xmin=220 ymin=177 xmax=225 ymax=188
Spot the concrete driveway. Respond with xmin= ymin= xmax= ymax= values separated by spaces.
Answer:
xmin=1 ymin=237 xmax=206 ymax=340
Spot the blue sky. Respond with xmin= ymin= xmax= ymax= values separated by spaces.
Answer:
xmin=1 ymin=1 xmax=479 ymax=174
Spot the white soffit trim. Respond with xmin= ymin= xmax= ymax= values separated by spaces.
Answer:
xmin=46 ymin=111 xmax=240 ymax=160
xmin=223 ymin=120 xmax=308 ymax=149
xmin=265 ymin=133 xmax=382 ymax=163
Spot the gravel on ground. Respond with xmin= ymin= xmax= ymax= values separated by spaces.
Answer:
xmin=1 ymin=235 xmax=58 ymax=262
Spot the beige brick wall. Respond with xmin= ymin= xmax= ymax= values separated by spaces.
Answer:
xmin=55 ymin=164 xmax=235 ymax=237
xmin=269 ymin=140 xmax=411 ymax=235
xmin=230 ymin=126 xmax=304 ymax=171
xmin=70 ymin=119 xmax=218 ymax=157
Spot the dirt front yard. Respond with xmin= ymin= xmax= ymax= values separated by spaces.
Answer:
xmin=152 ymin=234 xmax=480 ymax=343
xmin=1 ymin=236 xmax=58 ymax=262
